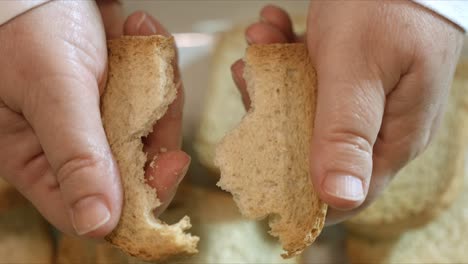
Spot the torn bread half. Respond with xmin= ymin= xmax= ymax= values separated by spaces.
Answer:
xmin=195 ymin=17 xmax=307 ymax=173
xmin=102 ymin=36 xmax=198 ymax=261
xmin=345 ymin=62 xmax=468 ymax=238
xmin=57 ymin=185 xmax=299 ymax=264
xmin=215 ymin=43 xmax=327 ymax=258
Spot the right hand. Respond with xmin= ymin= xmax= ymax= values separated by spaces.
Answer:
xmin=232 ymin=4 xmax=464 ymax=224
xmin=0 ymin=1 xmax=188 ymax=238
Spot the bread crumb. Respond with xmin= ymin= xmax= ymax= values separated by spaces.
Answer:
xmin=160 ymin=147 xmax=167 ymax=153
xmin=149 ymin=155 xmax=158 ymax=169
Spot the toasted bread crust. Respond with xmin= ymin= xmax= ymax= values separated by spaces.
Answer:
xmin=102 ymin=36 xmax=198 ymax=261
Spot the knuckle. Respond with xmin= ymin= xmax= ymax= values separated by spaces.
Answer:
xmin=318 ymin=129 xmax=374 ymax=179
xmin=323 ymin=129 xmax=373 ymax=157
xmin=55 ymin=153 xmax=106 ymax=204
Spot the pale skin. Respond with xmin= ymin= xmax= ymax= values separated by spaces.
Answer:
xmin=0 ymin=0 xmax=464 ymax=239
xmin=232 ymin=2 xmax=464 ymax=224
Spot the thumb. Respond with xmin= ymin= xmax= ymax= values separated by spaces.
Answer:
xmin=23 ymin=74 xmax=122 ymax=238
xmin=310 ymin=51 xmax=386 ymax=211
xmin=12 ymin=2 xmax=122 ymax=237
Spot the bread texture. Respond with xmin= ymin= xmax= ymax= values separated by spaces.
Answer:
xmin=102 ymin=36 xmax=198 ymax=261
xmin=195 ymin=17 xmax=307 ymax=173
xmin=346 ymin=62 xmax=468 ymax=238
xmin=0 ymin=205 xmax=54 ymax=263
xmin=57 ymin=185 xmax=299 ymax=264
xmin=215 ymin=44 xmax=327 ymax=258
xmin=0 ymin=178 xmax=26 ymax=212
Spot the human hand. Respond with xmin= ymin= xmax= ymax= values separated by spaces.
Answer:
xmin=0 ymin=1 xmax=187 ymax=238
xmin=232 ymin=2 xmax=464 ymax=224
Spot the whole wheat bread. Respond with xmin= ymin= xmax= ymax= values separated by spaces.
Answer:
xmin=102 ymin=36 xmax=198 ymax=261
xmin=195 ymin=17 xmax=307 ymax=173
xmin=346 ymin=62 xmax=468 ymax=238
xmin=57 ymin=185 xmax=299 ymax=264
xmin=215 ymin=43 xmax=327 ymax=258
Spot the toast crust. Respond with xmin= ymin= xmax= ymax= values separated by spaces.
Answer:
xmin=102 ymin=36 xmax=198 ymax=261
xmin=216 ymin=44 xmax=327 ymax=258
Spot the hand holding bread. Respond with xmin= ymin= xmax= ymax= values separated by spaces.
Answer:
xmin=231 ymin=3 xmax=465 ymax=224
xmin=0 ymin=2 xmax=188 ymax=240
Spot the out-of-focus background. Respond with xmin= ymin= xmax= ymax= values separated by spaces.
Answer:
xmin=122 ymin=1 xmax=309 ymax=33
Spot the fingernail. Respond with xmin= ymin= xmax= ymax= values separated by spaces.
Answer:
xmin=322 ymin=174 xmax=364 ymax=201
xmin=176 ymin=155 xmax=191 ymax=185
xmin=136 ymin=13 xmax=157 ymax=35
xmin=71 ymin=196 xmax=110 ymax=235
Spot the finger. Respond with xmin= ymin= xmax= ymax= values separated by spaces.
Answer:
xmin=245 ymin=22 xmax=289 ymax=45
xmin=231 ymin=59 xmax=250 ymax=109
xmin=96 ymin=0 xmax=125 ymax=39
xmin=324 ymin=70 xmax=446 ymax=224
xmin=146 ymin=150 xmax=190 ymax=216
xmin=123 ymin=12 xmax=188 ymax=208
xmin=22 ymin=76 xmax=122 ymax=238
xmin=10 ymin=3 xmax=122 ymax=238
xmin=260 ymin=5 xmax=295 ymax=42
xmin=310 ymin=49 xmax=386 ymax=211
xmin=0 ymin=109 xmax=72 ymax=232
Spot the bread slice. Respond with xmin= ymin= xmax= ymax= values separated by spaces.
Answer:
xmin=102 ymin=36 xmax=198 ymax=261
xmin=215 ymin=43 xmax=327 ymax=258
xmin=346 ymin=152 xmax=468 ymax=264
xmin=57 ymin=185 xmax=299 ymax=264
xmin=194 ymin=17 xmax=307 ymax=173
xmin=0 ymin=178 xmax=26 ymax=213
xmin=0 ymin=205 xmax=54 ymax=263
xmin=345 ymin=62 xmax=468 ymax=238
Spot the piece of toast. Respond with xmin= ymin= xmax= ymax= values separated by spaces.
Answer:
xmin=194 ymin=17 xmax=307 ymax=173
xmin=0 ymin=178 xmax=26 ymax=213
xmin=345 ymin=62 xmax=468 ymax=238
xmin=215 ymin=43 xmax=327 ymax=258
xmin=102 ymin=36 xmax=198 ymax=261
xmin=0 ymin=205 xmax=54 ymax=263
xmin=57 ymin=185 xmax=299 ymax=264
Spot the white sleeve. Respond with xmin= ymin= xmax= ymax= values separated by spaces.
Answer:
xmin=412 ymin=0 xmax=468 ymax=32
xmin=0 ymin=0 xmax=51 ymax=26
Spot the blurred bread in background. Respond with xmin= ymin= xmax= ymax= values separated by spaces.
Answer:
xmin=0 ymin=205 xmax=54 ymax=264
xmin=347 ymin=159 xmax=468 ymax=263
